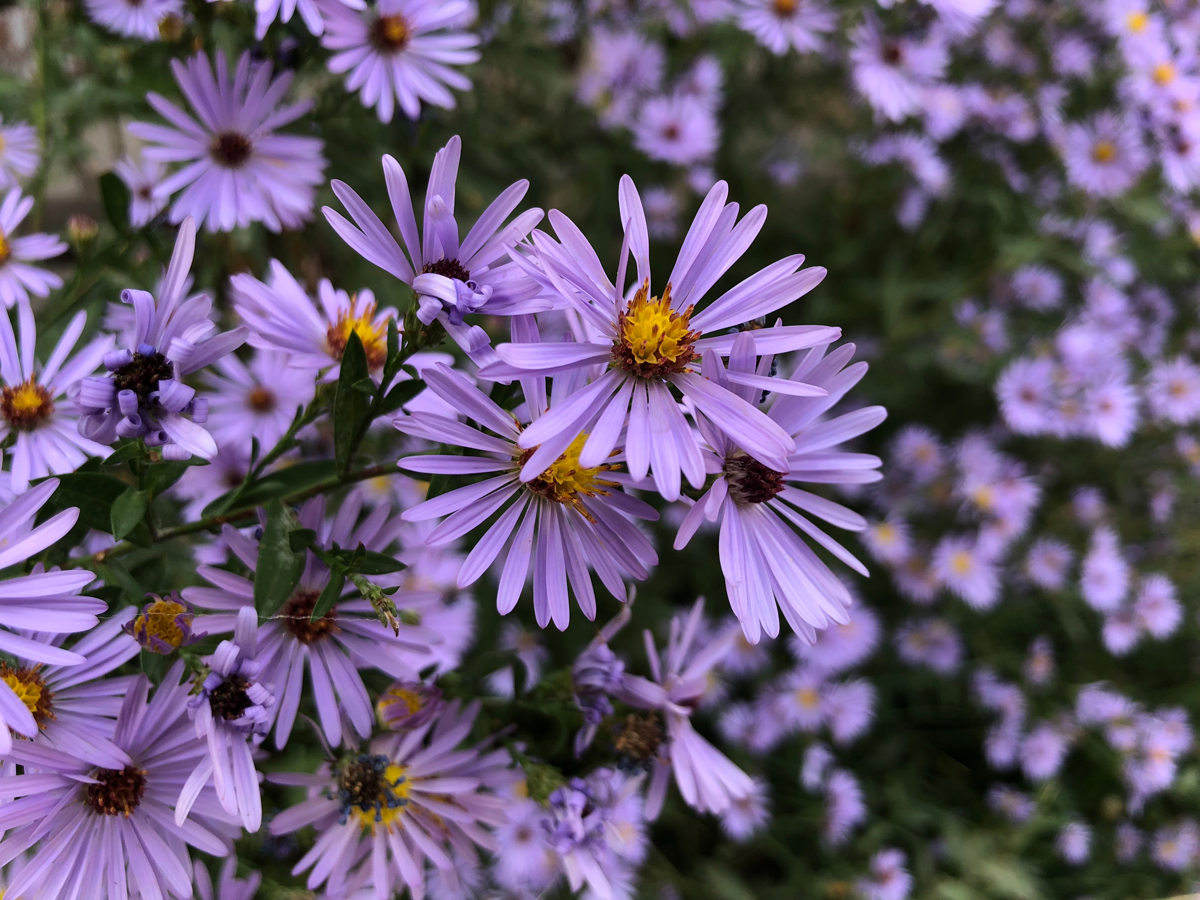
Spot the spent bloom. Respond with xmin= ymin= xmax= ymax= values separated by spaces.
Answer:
xmin=130 ymin=50 xmax=326 ymax=232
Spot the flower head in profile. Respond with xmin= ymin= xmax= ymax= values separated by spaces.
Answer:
xmin=268 ymin=700 xmax=515 ymax=899
xmin=77 ymin=218 xmax=249 ymax=460
xmin=130 ymin=50 xmax=326 ymax=232
xmin=675 ymin=335 xmax=884 ymax=643
xmin=0 ymin=188 xmax=66 ymax=308
xmin=397 ymin=358 xmax=659 ymax=630
xmin=0 ymin=298 xmax=114 ymax=491
xmin=482 ymin=176 xmax=837 ymax=501
xmin=84 ymin=0 xmax=185 ymax=40
xmin=0 ymin=664 xmax=238 ymax=900
xmin=320 ymin=0 xmax=481 ymax=123
xmin=323 ymin=136 xmax=545 ymax=363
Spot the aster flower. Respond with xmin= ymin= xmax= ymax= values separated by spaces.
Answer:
xmin=1080 ymin=527 xmax=1130 ymax=613
xmin=203 ymin=349 xmax=316 ymax=451
xmin=114 ymin=155 xmax=169 ymax=228
xmin=616 ymin=598 xmax=753 ymax=819
xmin=576 ymin=28 xmax=664 ymax=129
xmin=177 ymin=607 xmax=275 ymax=832
xmin=129 ymin=50 xmax=326 ymax=232
xmin=322 ymin=135 xmax=545 ymax=363
xmin=0 ymin=605 xmax=138 ymax=768
xmin=736 ymin=0 xmax=834 ymax=55
xmin=1057 ymin=821 xmax=1092 ymax=865
xmin=0 ymin=117 xmax=39 ymax=188
xmin=632 ymin=94 xmax=718 ymax=168
xmin=0 ymin=663 xmax=238 ymax=900
xmin=719 ymin=776 xmax=771 ymax=841
xmin=0 ymin=298 xmax=114 ymax=491
xmin=84 ymin=0 xmax=185 ymax=40
xmin=1010 ymin=264 xmax=1063 ymax=311
xmin=268 ymin=699 xmax=514 ymax=899
xmin=253 ymin=0 xmax=364 ymax=38
xmin=76 ymin=218 xmax=249 ymax=460
xmin=482 ymin=177 xmax=837 ymax=501
xmin=1061 ymin=112 xmax=1150 ymax=197
xmin=183 ymin=492 xmax=451 ymax=749
xmin=1145 ymin=356 xmax=1200 ymax=423
xmin=675 ymin=335 xmax=884 ymax=643
xmin=849 ymin=18 xmax=947 ymax=122
xmin=376 ymin=678 xmax=444 ymax=731
xmin=895 ymin=618 xmax=962 ymax=673
xmin=822 ymin=768 xmax=866 ymax=846
xmin=125 ymin=592 xmax=204 ymax=654
xmin=932 ymin=534 xmax=1000 ymax=609
xmin=856 ymin=848 xmax=913 ymax=900
xmin=0 ymin=188 xmax=65 ymax=308
xmin=319 ymin=0 xmax=481 ymax=124
xmin=1021 ymin=719 xmax=1073 ymax=780
xmin=396 ymin=360 xmax=658 ymax=630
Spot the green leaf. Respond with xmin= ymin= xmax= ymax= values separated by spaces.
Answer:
xmin=379 ymin=378 xmax=425 ymax=415
xmin=102 ymin=441 xmax=148 ymax=466
xmin=100 ymin=558 xmax=147 ymax=603
xmin=310 ymin=570 xmax=345 ymax=622
xmin=99 ymin=171 xmax=131 ymax=234
xmin=110 ymin=487 xmax=149 ymax=541
xmin=289 ymin=527 xmax=317 ymax=553
xmin=45 ymin=472 xmax=132 ymax=533
xmin=348 ymin=550 xmax=406 ymax=575
xmin=253 ymin=499 xmax=306 ymax=619
xmin=334 ymin=330 xmax=371 ymax=473
xmin=144 ymin=459 xmax=204 ymax=499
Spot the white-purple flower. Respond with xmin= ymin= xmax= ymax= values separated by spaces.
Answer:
xmin=0 ymin=188 xmax=65 ymax=308
xmin=84 ymin=0 xmax=185 ymax=40
xmin=0 ymin=117 xmax=39 ymax=189
xmin=736 ymin=0 xmax=835 ymax=55
xmin=203 ymin=349 xmax=316 ymax=451
xmin=114 ymin=155 xmax=169 ymax=228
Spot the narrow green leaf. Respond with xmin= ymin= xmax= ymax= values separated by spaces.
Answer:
xmin=99 ymin=172 xmax=131 ymax=234
xmin=351 ymin=550 xmax=406 ymax=575
xmin=310 ymin=570 xmax=345 ymax=622
xmin=253 ymin=499 xmax=306 ymax=619
xmin=379 ymin=378 xmax=425 ymax=415
xmin=144 ymin=459 xmax=204 ymax=499
xmin=102 ymin=441 xmax=147 ymax=466
xmin=334 ymin=330 xmax=371 ymax=473
xmin=110 ymin=487 xmax=149 ymax=541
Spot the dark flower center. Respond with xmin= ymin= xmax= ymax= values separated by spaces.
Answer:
xmin=663 ymin=123 xmax=681 ymax=140
xmin=724 ymin=453 xmax=786 ymax=505
xmin=247 ymin=385 xmax=276 ymax=412
xmin=282 ymin=588 xmax=339 ymax=644
xmin=1 ymin=378 xmax=54 ymax=431
xmin=371 ymin=14 xmax=412 ymax=52
xmin=210 ymin=131 xmax=253 ymax=169
xmin=421 ymin=257 xmax=471 ymax=283
xmin=113 ymin=351 xmax=175 ymax=404
xmin=773 ymin=0 xmax=799 ymax=16
xmin=882 ymin=41 xmax=903 ymax=66
xmin=209 ymin=675 xmax=252 ymax=721
xmin=338 ymin=756 xmax=386 ymax=812
xmin=85 ymin=765 xmax=147 ymax=817
xmin=612 ymin=711 xmax=662 ymax=767
xmin=337 ymin=753 xmax=410 ymax=826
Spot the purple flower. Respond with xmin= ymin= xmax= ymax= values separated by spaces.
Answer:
xmin=268 ymin=700 xmax=515 ymax=899
xmin=319 ymin=0 xmax=481 ymax=123
xmin=183 ymin=492 xmax=450 ymax=749
xmin=253 ymin=0 xmax=362 ymax=39
xmin=481 ymin=177 xmax=837 ymax=501
xmin=77 ymin=218 xmax=249 ymax=460
xmin=895 ymin=617 xmax=962 ymax=674
xmin=203 ymin=349 xmax=316 ymax=451
xmin=0 ymin=117 xmax=38 ymax=189
xmin=616 ymin=599 xmax=753 ymax=819
xmin=396 ymin=360 xmax=659 ymax=630
xmin=114 ymin=155 xmax=169 ymax=227
xmin=0 ymin=188 xmax=65 ymax=308
xmin=675 ymin=336 xmax=884 ymax=642
xmin=1061 ymin=112 xmax=1150 ymax=197
xmin=0 ymin=298 xmax=114 ymax=491
xmin=850 ymin=18 xmax=947 ymax=122
xmin=856 ymin=848 xmax=913 ymax=900
xmin=194 ymin=858 xmax=261 ymax=900
xmin=1145 ymin=356 xmax=1200 ymax=423
xmin=822 ymin=768 xmax=865 ymax=845
xmin=130 ymin=50 xmax=326 ymax=232
xmin=0 ymin=664 xmax=239 ymax=900
xmin=125 ymin=592 xmax=204 ymax=654
xmin=323 ymin=135 xmax=545 ymax=363
xmin=1057 ymin=821 xmax=1092 ymax=865
xmin=375 ymin=678 xmax=444 ymax=731
xmin=633 ymin=93 xmax=719 ymax=168
xmin=576 ymin=28 xmax=664 ymax=129
xmin=736 ymin=0 xmax=835 ymax=55
xmin=0 ymin=605 xmax=138 ymax=768
xmin=84 ymin=0 xmax=185 ymax=39
xmin=177 ymin=607 xmax=275 ymax=832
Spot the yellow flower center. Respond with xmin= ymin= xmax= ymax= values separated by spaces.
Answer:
xmin=611 ymin=280 xmax=699 ymax=377
xmin=0 ymin=228 xmax=10 ymax=266
xmin=326 ymin=295 xmax=389 ymax=370
xmin=1126 ymin=11 xmax=1148 ymax=32
xmin=132 ymin=599 xmax=191 ymax=653
xmin=1092 ymin=140 xmax=1117 ymax=164
xmin=796 ymin=687 xmax=820 ymax=709
xmin=950 ymin=550 xmax=974 ymax=576
xmin=773 ymin=0 xmax=799 ymax=16
xmin=971 ymin=485 xmax=994 ymax=511
xmin=523 ymin=433 xmax=616 ymax=514
xmin=874 ymin=523 xmax=897 ymax=544
xmin=1154 ymin=62 xmax=1176 ymax=85
xmin=1 ymin=378 xmax=53 ymax=431
xmin=377 ymin=685 xmax=424 ymax=724
xmin=0 ymin=662 xmax=52 ymax=725
xmin=345 ymin=762 xmax=411 ymax=830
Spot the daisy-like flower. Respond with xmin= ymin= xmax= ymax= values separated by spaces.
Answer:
xmin=616 ymin=598 xmax=754 ymax=819
xmin=114 ymin=155 xmax=169 ymax=228
xmin=396 ymin=360 xmax=659 ymax=630
xmin=125 ymin=592 xmax=204 ymax=654
xmin=76 ymin=218 xmax=249 ymax=460
xmin=849 ymin=17 xmax=947 ymax=122
xmin=1145 ymin=356 xmax=1200 ymax=423
xmin=856 ymin=848 xmax=913 ymax=900
xmin=323 ymin=136 xmax=545 ymax=363
xmin=268 ymin=699 xmax=514 ymax=899
xmin=0 ymin=298 xmax=114 ymax=491
xmin=481 ymin=177 xmax=838 ymax=501
xmin=183 ymin=492 xmax=451 ymax=749
xmin=932 ymin=534 xmax=1001 ymax=609
xmin=0 ymin=117 xmax=38 ymax=188
xmin=203 ymin=349 xmax=316 ymax=451
xmin=83 ymin=0 xmax=185 ymax=40
xmin=1061 ymin=112 xmax=1150 ymax=197
xmin=130 ymin=50 xmax=326 ymax=232
xmin=632 ymin=93 xmax=719 ymax=168
xmin=320 ymin=0 xmax=481 ymax=124
xmin=0 ymin=479 xmax=107 ymax=754
xmin=0 ymin=606 xmax=138 ymax=768
xmin=675 ymin=335 xmax=884 ymax=643
xmin=0 ymin=664 xmax=238 ymax=900
xmin=252 ymin=0 xmax=363 ymax=39
xmin=0 ymin=188 xmax=66 ymax=308
xmin=735 ymin=0 xmax=836 ymax=55
xmin=177 ymin=607 xmax=274 ymax=832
